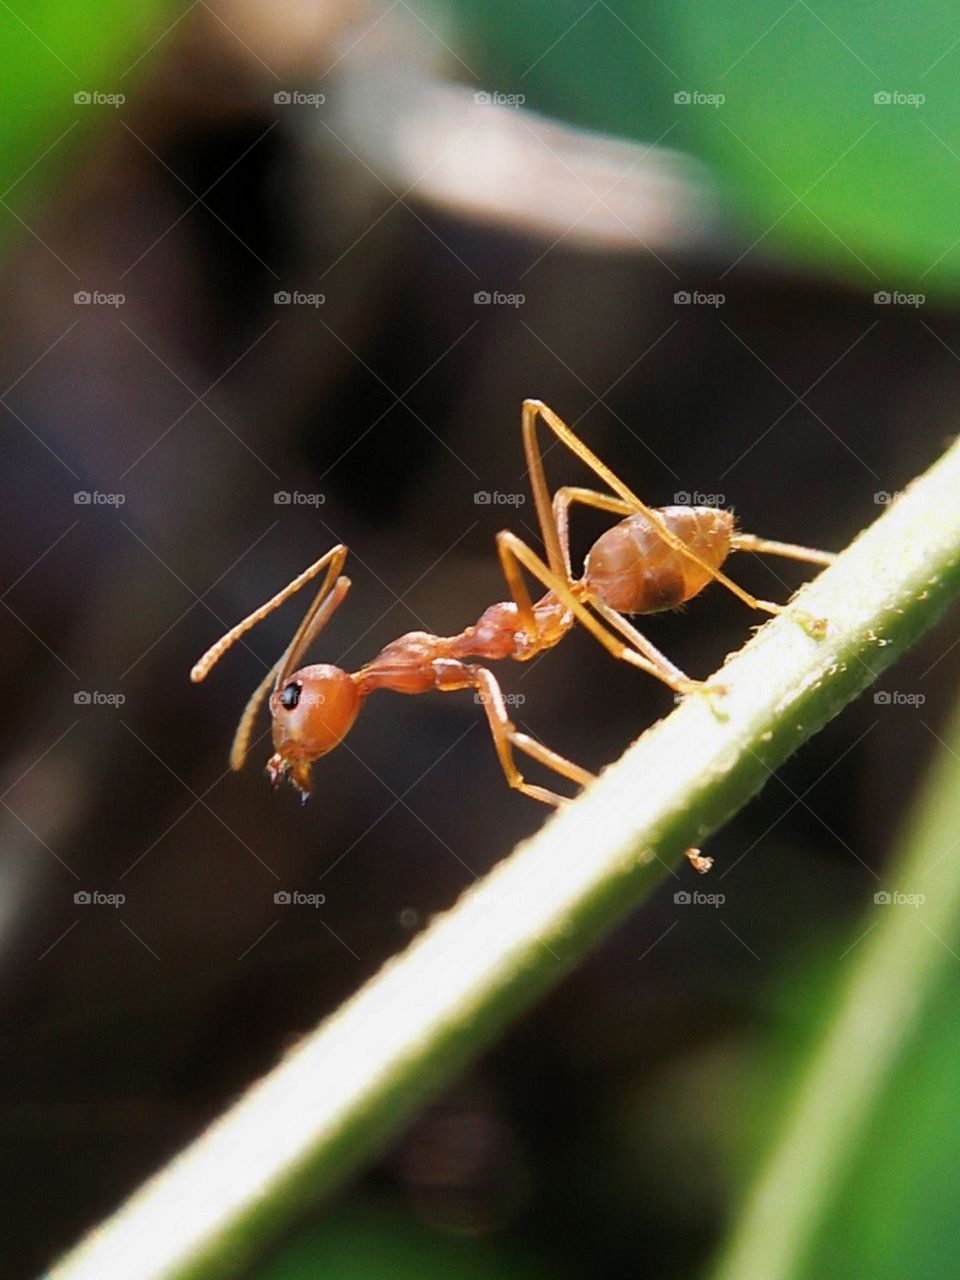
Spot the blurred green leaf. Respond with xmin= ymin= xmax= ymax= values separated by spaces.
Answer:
xmin=672 ymin=2 xmax=960 ymax=294
xmin=416 ymin=1 xmax=960 ymax=293
xmin=419 ymin=1 xmax=678 ymax=140
xmin=0 ymin=0 xmax=173 ymax=235
xmin=253 ymin=1202 xmax=557 ymax=1280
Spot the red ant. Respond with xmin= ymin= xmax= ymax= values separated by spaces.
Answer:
xmin=191 ymin=400 xmax=833 ymax=809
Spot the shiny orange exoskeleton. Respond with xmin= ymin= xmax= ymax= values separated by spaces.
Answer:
xmin=191 ymin=401 xmax=833 ymax=807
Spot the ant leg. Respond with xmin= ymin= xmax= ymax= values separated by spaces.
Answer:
xmin=497 ymin=524 xmax=540 ymax=641
xmin=520 ymin=399 xmax=568 ymax=579
xmin=587 ymin=595 xmax=705 ymax=693
xmin=522 ymin=399 xmax=784 ymax=617
xmin=497 ymin=530 xmax=700 ymax=695
xmin=731 ymin=533 xmax=835 ymax=567
xmin=191 ymin=545 xmax=349 ymax=682
xmin=553 ymin=485 xmax=635 ymax=576
xmin=471 ymin=666 xmax=594 ymax=806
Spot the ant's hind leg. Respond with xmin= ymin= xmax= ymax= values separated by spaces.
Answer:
xmin=731 ymin=532 xmax=835 ymax=568
xmin=523 ymin=400 xmax=784 ymax=617
xmin=471 ymin=666 xmax=594 ymax=806
xmin=731 ymin=533 xmax=835 ymax=638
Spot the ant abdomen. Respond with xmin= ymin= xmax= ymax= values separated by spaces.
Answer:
xmin=585 ymin=506 xmax=734 ymax=614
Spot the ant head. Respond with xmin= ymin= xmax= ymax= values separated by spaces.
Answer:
xmin=266 ymin=663 xmax=362 ymax=799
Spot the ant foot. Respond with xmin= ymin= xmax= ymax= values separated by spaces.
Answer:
xmin=677 ymin=679 xmax=729 ymax=717
xmin=796 ymin=610 xmax=829 ymax=640
xmin=685 ymin=848 xmax=714 ymax=874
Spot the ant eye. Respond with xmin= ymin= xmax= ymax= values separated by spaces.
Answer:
xmin=279 ymin=682 xmax=301 ymax=710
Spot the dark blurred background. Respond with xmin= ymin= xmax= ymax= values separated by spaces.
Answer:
xmin=2 ymin=3 xmax=959 ymax=1278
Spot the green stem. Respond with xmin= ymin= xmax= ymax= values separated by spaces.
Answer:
xmin=708 ymin=636 xmax=960 ymax=1280
xmin=49 ymin=440 xmax=960 ymax=1280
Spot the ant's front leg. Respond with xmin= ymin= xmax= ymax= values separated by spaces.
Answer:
xmin=469 ymin=665 xmax=594 ymax=806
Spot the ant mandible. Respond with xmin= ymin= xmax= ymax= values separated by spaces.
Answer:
xmin=191 ymin=400 xmax=834 ymax=807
